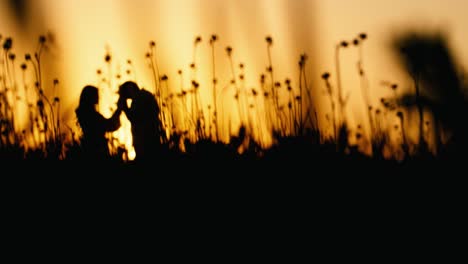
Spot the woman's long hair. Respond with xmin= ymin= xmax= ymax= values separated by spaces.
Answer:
xmin=76 ymin=85 xmax=99 ymax=122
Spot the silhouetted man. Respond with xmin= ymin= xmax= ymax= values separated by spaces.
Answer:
xmin=117 ymin=81 xmax=164 ymax=162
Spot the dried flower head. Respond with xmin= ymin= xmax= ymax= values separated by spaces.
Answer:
xmin=39 ymin=35 xmax=46 ymax=44
xmin=226 ymin=46 xmax=232 ymax=56
xmin=299 ymin=53 xmax=308 ymax=67
xmin=105 ymin=53 xmax=111 ymax=63
xmin=210 ymin=34 xmax=218 ymax=44
xmin=322 ymin=72 xmax=330 ymax=80
xmin=3 ymin=37 xmax=12 ymax=51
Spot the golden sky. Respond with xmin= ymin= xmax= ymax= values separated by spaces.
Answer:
xmin=1 ymin=0 xmax=467 ymax=152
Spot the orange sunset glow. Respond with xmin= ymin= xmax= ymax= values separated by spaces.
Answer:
xmin=2 ymin=0 xmax=468 ymax=168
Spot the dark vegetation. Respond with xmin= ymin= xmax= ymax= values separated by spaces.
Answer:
xmin=1 ymin=30 xmax=467 ymax=175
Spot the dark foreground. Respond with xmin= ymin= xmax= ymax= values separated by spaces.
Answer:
xmin=3 ymin=146 xmax=463 ymax=231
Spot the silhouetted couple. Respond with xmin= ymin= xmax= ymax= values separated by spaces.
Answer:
xmin=75 ymin=81 xmax=163 ymax=162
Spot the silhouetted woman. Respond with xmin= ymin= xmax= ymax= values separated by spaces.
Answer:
xmin=75 ymin=85 xmax=122 ymax=160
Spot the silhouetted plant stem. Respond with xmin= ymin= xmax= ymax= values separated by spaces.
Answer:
xmin=209 ymin=34 xmax=219 ymax=142
xmin=335 ymin=41 xmax=349 ymax=127
xmin=322 ymin=73 xmax=337 ymax=143
xmin=397 ymin=111 xmax=409 ymax=158
xmin=413 ymin=73 xmax=425 ymax=152
xmin=298 ymin=54 xmax=312 ymax=135
xmin=226 ymin=46 xmax=245 ymax=128
xmin=265 ymin=36 xmax=279 ymax=132
xmin=148 ymin=41 xmax=161 ymax=100
xmin=354 ymin=35 xmax=374 ymax=156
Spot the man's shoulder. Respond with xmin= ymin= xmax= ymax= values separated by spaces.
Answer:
xmin=137 ymin=89 xmax=157 ymax=102
xmin=138 ymin=88 xmax=155 ymax=97
xmin=136 ymin=89 xmax=160 ymax=110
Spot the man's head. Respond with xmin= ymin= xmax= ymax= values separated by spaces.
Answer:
xmin=118 ymin=81 xmax=139 ymax=99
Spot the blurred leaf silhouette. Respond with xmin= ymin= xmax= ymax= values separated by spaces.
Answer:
xmin=390 ymin=30 xmax=468 ymax=155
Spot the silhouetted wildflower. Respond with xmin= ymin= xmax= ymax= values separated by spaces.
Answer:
xmin=25 ymin=54 xmax=31 ymax=60
xmin=322 ymin=72 xmax=330 ymax=80
xmin=20 ymin=63 xmax=27 ymax=70
xmin=353 ymin=39 xmax=359 ymax=46
xmin=226 ymin=46 xmax=232 ymax=56
xmin=359 ymin=33 xmax=367 ymax=40
xmin=340 ymin=41 xmax=349 ymax=48
xmin=265 ymin=36 xmax=273 ymax=45
xmin=210 ymin=34 xmax=218 ymax=44
xmin=150 ymin=41 xmax=156 ymax=47
xmin=39 ymin=35 xmax=46 ymax=44
xmin=299 ymin=53 xmax=307 ymax=67
xmin=3 ymin=37 xmax=12 ymax=50
xmin=356 ymin=132 xmax=362 ymax=140
xmin=9 ymin=53 xmax=15 ymax=61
